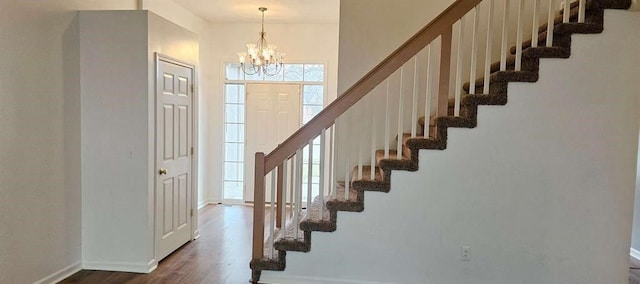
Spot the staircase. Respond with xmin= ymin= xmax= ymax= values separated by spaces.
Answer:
xmin=250 ymin=0 xmax=635 ymax=282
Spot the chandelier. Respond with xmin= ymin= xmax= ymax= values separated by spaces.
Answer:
xmin=237 ymin=7 xmax=285 ymax=76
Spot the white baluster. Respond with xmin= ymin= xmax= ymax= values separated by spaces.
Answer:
xmin=319 ymin=130 xmax=326 ymax=220
xmin=384 ymin=80 xmax=391 ymax=159
xmin=281 ymin=159 xmax=287 ymax=233
xmin=515 ymin=0 xmax=525 ymax=71
xmin=563 ymin=0 xmax=570 ymax=23
xmin=307 ymin=139 xmax=313 ymax=211
xmin=294 ymin=149 xmax=302 ymax=239
xmin=330 ymin=125 xmax=336 ymax=199
xmin=411 ymin=56 xmax=419 ymax=137
xmin=424 ymin=45 xmax=432 ymax=137
xmin=500 ymin=0 xmax=511 ymax=71
xmin=357 ymin=102 xmax=364 ymax=181
xmin=454 ymin=17 xmax=466 ymax=116
xmin=269 ymin=170 xmax=276 ymax=257
xmin=469 ymin=6 xmax=480 ymax=95
xmin=578 ymin=0 xmax=586 ymax=23
xmin=547 ymin=0 xmax=555 ymax=47
xmin=289 ymin=156 xmax=295 ymax=219
xmin=397 ymin=67 xmax=404 ymax=160
xmin=532 ymin=0 xmax=541 ymax=48
xmin=484 ymin=0 xmax=495 ymax=94
xmin=371 ymin=89 xmax=377 ymax=179
xmin=344 ymin=112 xmax=350 ymax=200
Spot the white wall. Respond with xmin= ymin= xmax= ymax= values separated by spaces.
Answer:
xmin=262 ymin=10 xmax=640 ymax=284
xmin=0 ymin=2 xmax=136 ymax=283
xmin=77 ymin=10 xmax=199 ymax=273
xmin=0 ymin=1 xmax=208 ymax=283
xmin=205 ymin=22 xmax=339 ymax=203
xmin=337 ymin=0 xmax=454 ymax=94
xmin=78 ymin=10 xmax=152 ymax=272
xmin=139 ymin=0 xmax=214 ymax=209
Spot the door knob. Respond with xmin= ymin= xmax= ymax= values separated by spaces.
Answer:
xmin=159 ymin=168 xmax=168 ymax=175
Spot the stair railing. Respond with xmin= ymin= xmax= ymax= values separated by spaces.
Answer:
xmin=252 ymin=0 xmax=587 ymax=262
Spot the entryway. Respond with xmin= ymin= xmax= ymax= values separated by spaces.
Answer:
xmin=222 ymin=63 xmax=327 ymax=203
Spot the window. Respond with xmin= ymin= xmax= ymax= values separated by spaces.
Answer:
xmin=222 ymin=63 xmax=326 ymax=201
xmin=223 ymin=84 xmax=245 ymax=200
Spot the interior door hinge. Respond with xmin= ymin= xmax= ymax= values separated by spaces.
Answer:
xmin=191 ymin=208 xmax=194 ymax=217
xmin=191 ymin=85 xmax=195 ymax=93
xmin=191 ymin=147 xmax=194 ymax=156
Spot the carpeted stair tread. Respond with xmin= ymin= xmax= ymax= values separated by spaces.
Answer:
xmin=418 ymin=116 xmax=437 ymax=128
xmin=351 ymin=165 xmax=384 ymax=182
xmin=269 ymin=211 xmax=311 ymax=252
xmin=249 ymin=250 xmax=286 ymax=276
xmin=300 ymin=194 xmax=336 ymax=232
xmin=375 ymin=149 xmax=410 ymax=167
xmin=463 ymin=70 xmax=539 ymax=93
xmin=326 ymin=186 xmax=363 ymax=212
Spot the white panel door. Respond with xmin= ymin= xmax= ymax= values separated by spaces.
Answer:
xmin=156 ymin=59 xmax=193 ymax=261
xmin=245 ymin=84 xmax=301 ymax=202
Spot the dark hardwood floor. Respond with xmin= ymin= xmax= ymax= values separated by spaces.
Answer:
xmin=60 ymin=204 xmax=640 ymax=283
xmin=60 ymin=205 xmax=255 ymax=284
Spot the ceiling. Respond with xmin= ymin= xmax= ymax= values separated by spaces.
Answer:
xmin=172 ymin=0 xmax=340 ymax=24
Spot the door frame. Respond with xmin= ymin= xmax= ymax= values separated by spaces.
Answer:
xmin=154 ymin=53 xmax=199 ymax=262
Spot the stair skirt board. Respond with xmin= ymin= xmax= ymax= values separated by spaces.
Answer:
xmin=33 ymin=262 xmax=82 ymax=284
xmin=251 ymin=0 xmax=635 ymax=282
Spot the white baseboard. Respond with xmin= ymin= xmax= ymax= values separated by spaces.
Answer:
xmin=82 ymin=259 xmax=157 ymax=273
xmin=198 ymin=199 xmax=218 ymax=209
xmin=631 ymin=247 xmax=640 ymax=261
xmin=260 ymin=274 xmax=397 ymax=284
xmin=33 ymin=261 xmax=82 ymax=284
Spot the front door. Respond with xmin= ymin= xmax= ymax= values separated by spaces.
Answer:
xmin=244 ymin=84 xmax=301 ymax=202
xmin=156 ymin=58 xmax=194 ymax=261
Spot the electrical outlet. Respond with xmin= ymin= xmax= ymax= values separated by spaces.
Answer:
xmin=461 ymin=246 xmax=471 ymax=261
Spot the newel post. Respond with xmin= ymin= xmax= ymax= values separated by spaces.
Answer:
xmin=252 ymin=152 xmax=266 ymax=260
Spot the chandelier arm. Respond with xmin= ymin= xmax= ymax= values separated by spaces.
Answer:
xmin=262 ymin=63 xmax=283 ymax=76
xmin=240 ymin=62 xmax=261 ymax=76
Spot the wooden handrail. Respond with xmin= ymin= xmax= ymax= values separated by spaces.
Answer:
xmin=262 ymin=0 xmax=482 ymax=173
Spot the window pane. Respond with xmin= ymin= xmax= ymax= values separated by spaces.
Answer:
xmin=224 ymin=143 xmax=244 ymax=162
xmin=303 ymin=85 xmax=324 ymax=105
xmin=303 ymin=105 xmax=323 ymax=124
xmin=225 ymin=104 xmax=245 ymax=123
xmin=224 ymin=124 xmax=244 ymax=143
xmin=304 ymin=64 xmax=324 ymax=82
xmin=224 ymin=162 xmax=244 ymax=181
xmin=224 ymin=181 xmax=244 ymax=200
xmin=226 ymin=63 xmax=244 ymax=80
xmin=284 ymin=64 xmax=304 ymax=81
xmin=225 ymin=84 xmax=245 ymax=103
